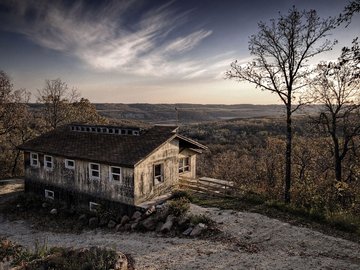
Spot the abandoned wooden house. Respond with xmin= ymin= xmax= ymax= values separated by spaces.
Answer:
xmin=18 ymin=124 xmax=207 ymax=213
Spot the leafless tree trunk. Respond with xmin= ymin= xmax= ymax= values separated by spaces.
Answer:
xmin=37 ymin=78 xmax=79 ymax=129
xmin=311 ymin=46 xmax=360 ymax=183
xmin=226 ymin=7 xmax=336 ymax=203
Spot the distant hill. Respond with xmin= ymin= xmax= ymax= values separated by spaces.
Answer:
xmin=94 ymin=103 xmax=321 ymax=124
xmin=27 ymin=103 xmax=322 ymax=125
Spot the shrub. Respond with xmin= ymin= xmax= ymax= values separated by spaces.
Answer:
xmin=167 ymin=197 xmax=190 ymax=217
xmin=189 ymin=214 xmax=214 ymax=226
xmin=4 ymin=238 xmax=121 ymax=270
xmin=171 ymin=190 xmax=193 ymax=202
xmin=241 ymin=191 xmax=266 ymax=205
xmin=326 ymin=212 xmax=360 ymax=233
xmin=0 ymin=238 xmax=23 ymax=263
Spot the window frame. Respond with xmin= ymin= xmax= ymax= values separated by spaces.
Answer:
xmin=44 ymin=155 xmax=54 ymax=170
xmin=153 ymin=163 xmax=164 ymax=185
xmin=44 ymin=189 xmax=54 ymax=200
xmin=109 ymin=166 xmax=122 ymax=182
xmin=179 ymin=157 xmax=191 ymax=173
xmin=30 ymin=152 xmax=39 ymax=168
xmin=89 ymin=163 xmax=100 ymax=180
xmin=89 ymin=202 xmax=101 ymax=212
xmin=65 ymin=159 xmax=75 ymax=170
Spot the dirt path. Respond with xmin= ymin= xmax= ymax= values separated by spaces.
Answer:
xmin=1 ymin=204 xmax=360 ymax=270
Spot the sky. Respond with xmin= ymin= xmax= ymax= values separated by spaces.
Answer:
xmin=0 ymin=0 xmax=359 ymax=104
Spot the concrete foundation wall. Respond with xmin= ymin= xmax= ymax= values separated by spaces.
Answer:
xmin=24 ymin=179 xmax=140 ymax=215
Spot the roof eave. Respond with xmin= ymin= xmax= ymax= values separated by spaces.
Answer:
xmin=175 ymin=134 xmax=208 ymax=150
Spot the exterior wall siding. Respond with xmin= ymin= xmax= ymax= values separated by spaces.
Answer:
xmin=178 ymin=149 xmax=197 ymax=179
xmin=24 ymin=152 xmax=135 ymax=205
xmin=134 ymin=139 xmax=179 ymax=205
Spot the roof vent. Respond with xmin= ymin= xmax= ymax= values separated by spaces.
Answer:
xmin=70 ymin=124 xmax=141 ymax=136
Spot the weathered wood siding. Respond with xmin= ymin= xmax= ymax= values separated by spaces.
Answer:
xmin=23 ymin=152 xmax=134 ymax=205
xmin=178 ymin=148 xmax=197 ymax=179
xmin=134 ymin=139 xmax=179 ymax=204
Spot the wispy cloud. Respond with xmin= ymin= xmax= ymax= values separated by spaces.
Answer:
xmin=164 ymin=30 xmax=213 ymax=54
xmin=0 ymin=0 xmax=231 ymax=79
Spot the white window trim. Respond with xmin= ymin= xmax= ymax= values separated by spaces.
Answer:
xmin=65 ymin=159 xmax=75 ymax=170
xmin=89 ymin=163 xmax=100 ymax=180
xmin=44 ymin=155 xmax=54 ymax=171
xmin=109 ymin=166 xmax=122 ymax=182
xmin=89 ymin=202 xmax=101 ymax=212
xmin=45 ymin=189 xmax=54 ymax=200
xmin=30 ymin=152 xmax=39 ymax=168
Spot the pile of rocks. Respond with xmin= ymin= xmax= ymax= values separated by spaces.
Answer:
xmin=76 ymin=204 xmax=209 ymax=237
xmin=42 ymin=199 xmax=211 ymax=237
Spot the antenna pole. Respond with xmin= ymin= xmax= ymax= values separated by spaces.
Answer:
xmin=175 ymin=107 xmax=179 ymax=126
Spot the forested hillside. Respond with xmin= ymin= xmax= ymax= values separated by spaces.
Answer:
xmin=93 ymin=103 xmax=321 ymax=124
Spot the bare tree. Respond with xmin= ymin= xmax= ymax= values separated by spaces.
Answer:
xmin=338 ymin=0 xmax=360 ymax=25
xmin=0 ymin=70 xmax=33 ymax=177
xmin=0 ymin=70 xmax=30 ymax=135
xmin=226 ymin=7 xmax=336 ymax=203
xmin=311 ymin=51 xmax=360 ymax=183
xmin=37 ymin=78 xmax=80 ymax=129
xmin=37 ymin=78 xmax=107 ymax=129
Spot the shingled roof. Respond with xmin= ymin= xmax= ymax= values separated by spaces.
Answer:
xmin=18 ymin=124 xmax=207 ymax=167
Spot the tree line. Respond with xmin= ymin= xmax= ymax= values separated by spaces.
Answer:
xmin=226 ymin=2 xmax=360 ymax=204
xmin=0 ymin=75 xmax=106 ymax=178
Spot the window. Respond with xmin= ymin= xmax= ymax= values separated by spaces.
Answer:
xmin=91 ymin=127 xmax=96 ymax=132
xmin=121 ymin=129 xmax=126 ymax=135
xmin=109 ymin=128 xmax=114 ymax=134
xmin=44 ymin=155 xmax=54 ymax=170
xmin=65 ymin=159 xmax=75 ymax=169
xmin=109 ymin=166 xmax=121 ymax=182
xmin=45 ymin=189 xmax=54 ymax=200
xmin=89 ymin=202 xmax=101 ymax=212
xmin=30 ymin=152 xmax=39 ymax=167
xmin=89 ymin=163 xmax=100 ymax=180
xmin=179 ymin=157 xmax=191 ymax=173
xmin=132 ymin=130 xmax=139 ymax=136
xmin=154 ymin=163 xmax=164 ymax=184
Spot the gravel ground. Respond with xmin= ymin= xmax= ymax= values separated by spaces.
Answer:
xmin=0 ymin=204 xmax=360 ymax=270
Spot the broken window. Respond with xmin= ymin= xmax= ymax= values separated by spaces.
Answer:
xmin=45 ymin=189 xmax=54 ymax=200
xmin=179 ymin=157 xmax=191 ymax=173
xmin=89 ymin=202 xmax=101 ymax=212
xmin=154 ymin=163 xmax=164 ymax=185
xmin=109 ymin=166 xmax=121 ymax=182
xmin=89 ymin=163 xmax=100 ymax=180
xmin=30 ymin=152 xmax=39 ymax=167
xmin=44 ymin=155 xmax=54 ymax=170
